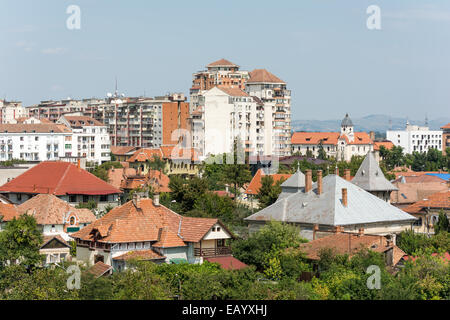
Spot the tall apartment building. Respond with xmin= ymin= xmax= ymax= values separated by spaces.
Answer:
xmin=95 ymin=93 xmax=189 ymax=148
xmin=189 ymin=59 xmax=292 ymax=158
xmin=0 ymin=100 xmax=28 ymax=124
xmin=27 ymin=98 xmax=100 ymax=122
xmin=441 ymin=123 xmax=450 ymax=155
xmin=386 ymin=122 xmax=442 ymax=154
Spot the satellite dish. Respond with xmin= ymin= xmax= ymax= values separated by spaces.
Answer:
xmin=106 ymin=93 xmax=112 ymax=98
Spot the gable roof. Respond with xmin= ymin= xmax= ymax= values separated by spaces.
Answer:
xmin=88 ymin=261 xmax=112 ymax=278
xmin=62 ymin=116 xmax=104 ymax=127
xmin=339 ymin=132 xmax=373 ymax=145
xmin=205 ymin=256 xmax=248 ymax=270
xmin=0 ymin=123 xmax=71 ymax=133
xmin=41 ymin=235 xmax=70 ymax=249
xmin=17 ymin=194 xmax=96 ymax=225
xmin=245 ymin=174 xmax=416 ymax=226
xmin=0 ymin=162 xmax=121 ymax=196
xmin=441 ymin=123 xmax=450 ymax=129
xmin=292 ymin=132 xmax=340 ymax=145
xmin=374 ymin=141 xmax=394 ymax=151
xmin=110 ymin=146 xmax=139 ymax=156
xmin=248 ymin=69 xmax=285 ymax=84
xmin=217 ymin=86 xmax=249 ymax=97
xmin=71 ymin=198 xmax=228 ymax=244
xmin=113 ymin=249 xmax=166 ymax=261
xmin=351 ymin=152 xmax=398 ymax=192
xmin=245 ymin=169 xmax=291 ymax=195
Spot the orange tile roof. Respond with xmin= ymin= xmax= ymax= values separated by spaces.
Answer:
xmin=248 ymin=69 xmax=285 ymax=84
xmin=374 ymin=141 xmax=394 ymax=151
xmin=245 ymin=169 xmax=291 ymax=195
xmin=63 ymin=116 xmax=104 ymax=127
xmin=110 ymin=146 xmax=138 ymax=156
xmin=292 ymin=132 xmax=340 ymax=145
xmin=71 ymin=198 xmax=223 ymax=244
xmin=128 ymin=148 xmax=163 ymax=162
xmin=128 ymin=146 xmax=199 ymax=162
xmin=17 ymin=194 xmax=96 ymax=225
xmin=298 ymin=233 xmax=404 ymax=263
xmin=0 ymin=161 xmax=121 ymax=196
xmin=217 ymin=86 xmax=249 ymax=97
xmin=391 ymin=181 xmax=448 ymax=205
xmin=0 ymin=123 xmax=71 ymax=133
xmin=0 ymin=203 xmax=20 ymax=222
xmin=339 ymin=132 xmax=373 ymax=145
xmin=113 ymin=249 xmax=166 ymax=261
xmin=441 ymin=123 xmax=450 ymax=129
xmin=88 ymin=261 xmax=112 ymax=278
xmin=403 ymin=191 xmax=450 ymax=214
xmin=207 ymin=58 xmax=237 ymax=67
xmin=205 ymin=256 xmax=248 ymax=270
xmin=153 ymin=227 xmax=187 ymax=248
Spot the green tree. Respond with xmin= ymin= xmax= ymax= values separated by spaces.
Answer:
xmin=256 ymin=176 xmax=285 ymax=209
xmin=0 ymin=215 xmax=43 ymax=268
xmin=434 ymin=211 xmax=449 ymax=234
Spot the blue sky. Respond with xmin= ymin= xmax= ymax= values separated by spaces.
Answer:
xmin=1 ymin=0 xmax=449 ymax=121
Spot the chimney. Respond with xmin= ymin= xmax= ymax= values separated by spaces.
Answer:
xmin=335 ymin=166 xmax=339 ymax=176
xmin=342 ymin=188 xmax=348 ymax=207
xmin=153 ymin=193 xmax=160 ymax=206
xmin=77 ymin=158 xmax=80 ymax=169
xmin=305 ymin=170 xmax=312 ymax=193
xmin=344 ymin=169 xmax=351 ymax=181
xmin=317 ymin=170 xmax=323 ymax=195
xmin=313 ymin=224 xmax=319 ymax=240
xmin=369 ymin=131 xmax=375 ymax=141
xmin=333 ymin=226 xmax=342 ymax=234
xmin=132 ymin=192 xmax=141 ymax=207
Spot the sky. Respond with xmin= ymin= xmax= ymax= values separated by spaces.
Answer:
xmin=1 ymin=0 xmax=449 ymax=121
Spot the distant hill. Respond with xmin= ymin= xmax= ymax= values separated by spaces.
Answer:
xmin=291 ymin=115 xmax=450 ymax=133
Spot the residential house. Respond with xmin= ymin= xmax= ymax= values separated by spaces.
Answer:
xmin=245 ymin=169 xmax=417 ymax=241
xmin=0 ymin=161 xmax=121 ymax=210
xmin=403 ymin=190 xmax=450 ymax=234
xmin=40 ymin=235 xmax=72 ymax=266
xmin=71 ymin=194 xmax=237 ymax=271
xmin=110 ymin=146 xmax=139 ymax=162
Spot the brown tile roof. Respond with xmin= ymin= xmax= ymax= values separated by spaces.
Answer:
xmin=41 ymin=235 xmax=70 ymax=248
xmin=113 ymin=249 xmax=166 ymax=261
xmin=393 ymin=171 xmax=441 ymax=178
xmin=128 ymin=146 xmax=199 ymax=162
xmin=119 ymin=170 xmax=170 ymax=193
xmin=298 ymin=233 xmax=397 ymax=261
xmin=17 ymin=194 xmax=97 ymax=225
xmin=393 ymin=175 xmax=445 ymax=184
xmin=71 ymin=198 xmax=223 ymax=244
xmin=87 ymin=261 xmax=112 ymax=278
xmin=63 ymin=116 xmax=104 ymax=127
xmin=245 ymin=169 xmax=291 ymax=195
xmin=0 ymin=123 xmax=71 ymax=133
xmin=207 ymin=58 xmax=237 ymax=67
xmin=15 ymin=117 xmax=52 ymax=124
xmin=110 ymin=146 xmax=138 ymax=156
xmin=107 ymin=167 xmax=137 ymax=189
xmin=128 ymin=148 xmax=163 ymax=162
xmin=403 ymin=191 xmax=450 ymax=214
xmin=0 ymin=161 xmax=121 ymax=196
xmin=374 ymin=141 xmax=394 ymax=151
xmin=390 ymin=181 xmax=448 ymax=205
xmin=217 ymin=87 xmax=249 ymax=97
xmin=0 ymin=203 xmax=20 ymax=222
xmin=205 ymin=256 xmax=248 ymax=270
xmin=248 ymin=69 xmax=285 ymax=84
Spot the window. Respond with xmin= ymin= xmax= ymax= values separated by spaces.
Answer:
xmin=69 ymin=195 xmax=77 ymax=202
xmin=100 ymin=195 xmax=107 ymax=202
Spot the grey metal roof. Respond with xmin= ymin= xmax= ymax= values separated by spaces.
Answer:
xmin=351 ymin=152 xmax=398 ymax=192
xmin=278 ymin=169 xmax=306 ymax=201
xmin=245 ymin=174 xmax=415 ymax=226
xmin=341 ymin=113 xmax=353 ymax=126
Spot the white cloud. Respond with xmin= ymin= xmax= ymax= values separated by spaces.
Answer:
xmin=41 ymin=48 xmax=68 ymax=55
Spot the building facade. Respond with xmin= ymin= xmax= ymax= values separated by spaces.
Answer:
xmin=386 ymin=121 xmax=442 ymax=154
xmin=291 ymin=114 xmax=374 ymax=162
xmin=0 ymin=100 xmax=28 ymax=124
xmin=441 ymin=123 xmax=450 ymax=155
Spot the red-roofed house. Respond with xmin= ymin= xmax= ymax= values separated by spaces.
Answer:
xmin=71 ymin=194 xmax=236 ymax=271
xmin=0 ymin=161 xmax=121 ymax=210
xmin=244 ymin=169 xmax=290 ymax=209
xmin=291 ymin=114 xmax=374 ymax=162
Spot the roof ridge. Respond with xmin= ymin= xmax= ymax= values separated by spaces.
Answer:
xmin=51 ymin=162 xmax=71 ymax=195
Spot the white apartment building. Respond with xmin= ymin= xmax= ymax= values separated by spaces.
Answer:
xmin=0 ymin=123 xmax=72 ymax=162
xmin=194 ymin=86 xmax=259 ymax=157
xmin=386 ymin=122 xmax=442 ymax=154
xmin=245 ymin=69 xmax=292 ymax=157
xmin=57 ymin=116 xmax=111 ymax=164
xmin=0 ymin=100 xmax=28 ymax=124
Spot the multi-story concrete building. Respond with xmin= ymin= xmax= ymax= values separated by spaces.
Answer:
xmin=0 ymin=122 xmax=72 ymax=162
xmin=441 ymin=123 xmax=450 ymax=155
xmin=291 ymin=114 xmax=374 ymax=162
xmin=0 ymin=100 xmax=28 ymax=124
xmin=386 ymin=121 xmax=442 ymax=154
xmin=57 ymin=115 xmax=111 ymax=164
xmin=27 ymin=98 xmax=100 ymax=122
xmin=189 ymin=59 xmax=292 ymax=158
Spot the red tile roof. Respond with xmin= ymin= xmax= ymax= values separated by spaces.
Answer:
xmin=248 ymin=69 xmax=285 ymax=84
xmin=205 ymin=256 xmax=248 ymax=270
xmin=291 ymin=132 xmax=373 ymax=145
xmin=110 ymin=146 xmax=139 ymax=156
xmin=217 ymin=87 xmax=249 ymax=97
xmin=0 ymin=203 xmax=20 ymax=222
xmin=71 ymin=198 xmax=227 ymax=244
xmin=0 ymin=162 xmax=121 ymax=196
xmin=0 ymin=123 xmax=71 ymax=133
xmin=128 ymin=146 xmax=199 ymax=162
xmin=245 ymin=169 xmax=291 ymax=195
xmin=403 ymin=191 xmax=450 ymax=214
xmin=87 ymin=261 xmax=112 ymax=278
xmin=63 ymin=116 xmax=104 ymax=127
xmin=153 ymin=227 xmax=187 ymax=248
xmin=441 ymin=123 xmax=450 ymax=129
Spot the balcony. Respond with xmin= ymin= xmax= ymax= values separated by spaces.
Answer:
xmin=194 ymin=246 xmax=232 ymax=257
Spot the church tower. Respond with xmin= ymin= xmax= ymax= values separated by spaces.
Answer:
xmin=341 ymin=113 xmax=354 ymax=141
